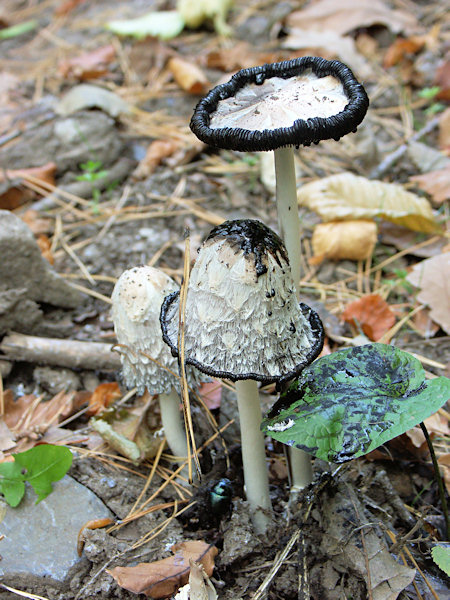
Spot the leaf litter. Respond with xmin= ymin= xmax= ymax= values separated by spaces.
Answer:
xmin=0 ymin=0 xmax=449 ymax=599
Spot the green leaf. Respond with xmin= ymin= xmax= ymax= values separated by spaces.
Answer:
xmin=431 ymin=545 xmax=450 ymax=577
xmin=0 ymin=461 xmax=25 ymax=507
xmin=13 ymin=445 xmax=73 ymax=503
xmin=106 ymin=11 xmax=185 ymax=40
xmin=262 ymin=344 xmax=450 ymax=463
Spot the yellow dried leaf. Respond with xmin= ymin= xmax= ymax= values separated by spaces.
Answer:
xmin=311 ymin=220 xmax=377 ymax=263
xmin=298 ymin=172 xmax=439 ymax=233
xmin=168 ymin=57 xmax=209 ymax=94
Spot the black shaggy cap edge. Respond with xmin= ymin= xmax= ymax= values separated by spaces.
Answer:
xmin=190 ymin=56 xmax=369 ymax=152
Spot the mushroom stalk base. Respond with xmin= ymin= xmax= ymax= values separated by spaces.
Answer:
xmin=235 ymin=379 xmax=273 ymax=534
xmin=274 ymin=146 xmax=301 ymax=292
xmin=159 ymin=389 xmax=189 ymax=465
xmin=288 ymin=446 xmax=313 ymax=491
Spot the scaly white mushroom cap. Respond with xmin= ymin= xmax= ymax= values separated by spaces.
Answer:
xmin=111 ymin=266 xmax=196 ymax=395
xmin=161 ymin=220 xmax=324 ymax=383
xmin=209 ymin=71 xmax=348 ymax=132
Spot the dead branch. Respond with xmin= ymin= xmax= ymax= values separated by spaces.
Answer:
xmin=0 ymin=332 xmax=121 ymax=371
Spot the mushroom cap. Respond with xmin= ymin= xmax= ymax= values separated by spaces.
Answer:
xmin=190 ymin=56 xmax=369 ymax=152
xmin=111 ymin=265 xmax=199 ymax=395
xmin=160 ymin=220 xmax=324 ymax=383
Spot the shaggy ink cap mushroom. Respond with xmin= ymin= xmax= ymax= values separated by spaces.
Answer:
xmin=189 ymin=56 xmax=369 ymax=151
xmin=111 ymin=265 xmax=199 ymax=395
xmin=160 ymin=219 xmax=324 ymax=384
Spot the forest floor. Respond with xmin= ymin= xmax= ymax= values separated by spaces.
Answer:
xmin=0 ymin=1 xmax=449 ymax=599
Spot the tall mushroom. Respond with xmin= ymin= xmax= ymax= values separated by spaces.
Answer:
xmin=111 ymin=266 xmax=198 ymax=468
xmin=189 ymin=56 xmax=369 ymax=488
xmin=160 ymin=219 xmax=324 ymax=533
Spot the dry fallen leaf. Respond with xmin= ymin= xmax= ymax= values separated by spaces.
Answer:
xmin=36 ymin=234 xmax=54 ymax=264
xmin=0 ymin=162 xmax=57 ymax=210
xmin=86 ymin=382 xmax=121 ymax=416
xmin=206 ymin=42 xmax=284 ymax=72
xmin=411 ymin=307 xmax=440 ymax=339
xmin=435 ymin=60 xmax=450 ymax=101
xmin=410 ymin=168 xmax=450 ymax=205
xmin=439 ymin=107 xmax=450 ymax=152
xmin=406 ymin=412 xmax=450 ymax=449
xmin=282 ymin=29 xmax=370 ymax=77
xmin=90 ymin=397 xmax=162 ymax=460
xmin=108 ymin=540 xmax=218 ymax=598
xmin=2 ymin=389 xmax=89 ymax=453
xmin=383 ymin=35 xmax=426 ymax=68
xmin=58 ymin=44 xmax=116 ymax=81
xmin=20 ymin=210 xmax=53 ymax=236
xmin=286 ymin=0 xmax=418 ymax=36
xmin=311 ymin=220 xmax=377 ymax=263
xmin=168 ymin=57 xmax=209 ymax=94
xmin=133 ymin=139 xmax=181 ymax=179
xmin=298 ymin=172 xmax=439 ymax=233
xmin=341 ymin=294 xmax=396 ymax=341
xmin=438 ymin=454 xmax=450 ymax=495
xmin=197 ymin=381 xmax=222 ymax=410
xmin=407 ymin=253 xmax=450 ymax=334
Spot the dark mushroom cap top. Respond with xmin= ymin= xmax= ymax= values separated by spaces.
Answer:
xmin=190 ymin=56 xmax=369 ymax=152
xmin=160 ymin=219 xmax=324 ymax=383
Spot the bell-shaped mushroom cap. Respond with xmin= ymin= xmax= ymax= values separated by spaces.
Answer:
xmin=161 ymin=220 xmax=324 ymax=383
xmin=112 ymin=266 xmax=197 ymax=395
xmin=190 ymin=56 xmax=369 ymax=152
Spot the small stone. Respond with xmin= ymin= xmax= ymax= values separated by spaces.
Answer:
xmin=33 ymin=366 xmax=81 ymax=394
xmin=0 ymin=475 xmax=113 ymax=583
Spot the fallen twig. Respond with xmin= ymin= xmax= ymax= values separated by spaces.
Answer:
xmin=0 ymin=332 xmax=121 ymax=370
xmin=369 ymin=115 xmax=440 ymax=180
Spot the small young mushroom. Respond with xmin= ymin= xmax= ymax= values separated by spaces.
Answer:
xmin=111 ymin=265 xmax=197 ymax=467
xmin=190 ymin=56 xmax=369 ymax=488
xmin=160 ymin=220 xmax=324 ymax=532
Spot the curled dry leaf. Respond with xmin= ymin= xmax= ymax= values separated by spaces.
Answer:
xmin=311 ymin=220 xmax=377 ymax=264
xmin=168 ymin=57 xmax=209 ymax=94
xmin=298 ymin=172 xmax=439 ymax=234
xmin=383 ymin=35 xmax=426 ymax=68
xmin=341 ymin=294 xmax=396 ymax=341
xmin=108 ymin=540 xmax=218 ymax=598
xmin=133 ymin=139 xmax=181 ymax=179
xmin=90 ymin=397 xmax=163 ymax=460
xmin=58 ymin=44 xmax=116 ymax=81
xmin=407 ymin=253 xmax=450 ymax=334
xmin=86 ymin=382 xmax=121 ymax=416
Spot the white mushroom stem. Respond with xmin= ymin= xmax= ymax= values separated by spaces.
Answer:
xmin=274 ymin=145 xmax=313 ymax=491
xmin=274 ymin=146 xmax=301 ymax=289
xmin=159 ymin=388 xmax=188 ymax=463
xmin=235 ymin=379 xmax=273 ymax=534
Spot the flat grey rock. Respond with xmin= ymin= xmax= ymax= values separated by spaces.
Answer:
xmin=0 ymin=475 xmax=113 ymax=582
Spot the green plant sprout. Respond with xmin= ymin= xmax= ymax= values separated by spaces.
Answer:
xmin=76 ymin=160 xmax=110 ymax=214
xmin=0 ymin=445 xmax=73 ymax=507
xmin=261 ymin=343 xmax=450 ymax=538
